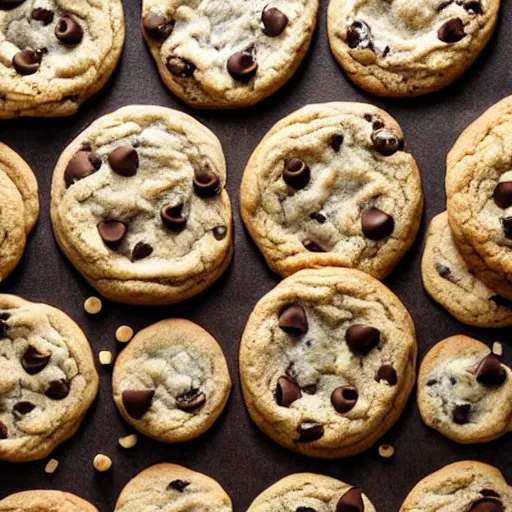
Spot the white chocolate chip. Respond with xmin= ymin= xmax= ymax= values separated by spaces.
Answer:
xmin=115 ymin=325 xmax=134 ymax=343
xmin=118 ymin=434 xmax=138 ymax=449
xmin=99 ymin=351 xmax=113 ymax=365
xmin=493 ymin=342 xmax=503 ymax=357
xmin=93 ymin=454 xmax=112 ymax=472
xmin=378 ymin=444 xmax=395 ymax=458
xmin=45 ymin=459 xmax=59 ymax=474
xmin=84 ymin=297 xmax=102 ymax=315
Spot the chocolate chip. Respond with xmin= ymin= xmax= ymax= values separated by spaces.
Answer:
xmin=310 ymin=212 xmax=326 ymax=224
xmin=213 ymin=226 xmax=227 ymax=240
xmin=331 ymin=386 xmax=358 ymax=413
xmin=462 ymin=0 xmax=482 ymax=14
xmin=303 ymin=240 xmax=325 ymax=252
xmin=175 ymin=389 xmax=206 ymax=411
xmin=276 ymin=376 xmax=302 ymax=407
xmin=168 ymin=480 xmax=190 ymax=492
xmin=262 ymin=7 xmax=288 ymax=37
xmin=45 ymin=379 xmax=70 ymax=400
xmin=336 ymin=488 xmax=364 ymax=512
xmin=0 ymin=421 xmax=7 ymax=439
xmin=0 ymin=315 xmax=9 ymax=338
xmin=64 ymin=151 xmax=101 ymax=187
xmin=361 ymin=208 xmax=394 ymax=240
xmin=227 ymin=51 xmax=258 ymax=80
xmin=31 ymin=8 xmax=54 ymax=25
xmin=13 ymin=401 xmax=35 ymax=418
xmin=13 ymin=49 xmax=41 ymax=75
xmin=108 ymin=146 xmax=139 ymax=177
xmin=501 ymin=217 xmax=512 ymax=239
xmin=132 ymin=242 xmax=153 ymax=261
xmin=278 ymin=304 xmax=308 ymax=334
xmin=476 ymin=354 xmax=506 ymax=386
xmin=426 ymin=379 xmax=438 ymax=386
xmin=438 ymin=18 xmax=465 ymax=43
xmin=193 ymin=167 xmax=221 ymax=198
xmin=330 ymin=134 xmax=344 ymax=152
xmin=376 ymin=365 xmax=397 ymax=385
xmin=371 ymin=129 xmax=403 ymax=156
xmin=55 ymin=16 xmax=83 ymax=45
xmin=167 ymin=56 xmax=195 ymax=78
xmin=470 ymin=499 xmax=504 ymax=512
xmin=22 ymin=346 xmax=50 ymax=375
xmin=0 ymin=0 xmax=25 ymax=9
xmin=143 ymin=12 xmax=174 ymax=40
xmin=296 ymin=508 xmax=316 ymax=512
xmin=302 ymin=384 xmax=317 ymax=395
xmin=122 ymin=390 xmax=155 ymax=419
xmin=481 ymin=490 xmax=501 ymax=498
xmin=494 ymin=182 xmax=512 ymax=209
xmin=435 ymin=262 xmax=452 ymax=279
xmin=346 ymin=20 xmax=372 ymax=49
xmin=296 ymin=421 xmax=324 ymax=442
xmin=453 ymin=404 xmax=471 ymax=424
xmin=490 ymin=295 xmax=512 ymax=308
xmin=98 ymin=220 xmax=127 ymax=246
xmin=283 ymin=158 xmax=311 ymax=190
xmin=346 ymin=325 xmax=380 ymax=355
xmin=161 ymin=204 xmax=187 ymax=231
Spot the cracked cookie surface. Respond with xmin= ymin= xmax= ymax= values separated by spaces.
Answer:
xmin=239 ymin=267 xmax=417 ymax=458
xmin=0 ymin=0 xmax=125 ymax=119
xmin=240 ymin=102 xmax=423 ymax=279
xmin=142 ymin=0 xmax=318 ymax=108
xmin=0 ymin=294 xmax=98 ymax=462
xmin=50 ymin=105 xmax=233 ymax=305
xmin=0 ymin=490 xmax=98 ymax=512
xmin=327 ymin=0 xmax=500 ymax=97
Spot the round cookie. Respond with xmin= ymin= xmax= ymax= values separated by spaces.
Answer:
xmin=112 ymin=319 xmax=231 ymax=443
xmin=0 ymin=0 xmax=125 ymax=119
xmin=141 ymin=0 xmax=319 ymax=108
xmin=447 ymin=95 xmax=512 ymax=300
xmin=114 ymin=463 xmax=232 ymax=512
xmin=239 ymin=267 xmax=417 ymax=459
xmin=50 ymin=105 xmax=233 ymax=305
xmin=240 ymin=102 xmax=423 ymax=279
xmin=422 ymin=212 xmax=512 ymax=327
xmin=400 ymin=461 xmax=512 ymax=511
xmin=0 ymin=490 xmax=98 ymax=512
xmin=327 ymin=0 xmax=500 ymax=97
xmin=0 ymin=294 xmax=99 ymax=462
xmin=418 ymin=335 xmax=512 ymax=444
xmin=247 ymin=473 xmax=376 ymax=512
xmin=0 ymin=142 xmax=39 ymax=281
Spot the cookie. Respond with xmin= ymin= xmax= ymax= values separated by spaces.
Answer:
xmin=0 ymin=490 xmax=98 ymax=512
xmin=247 ymin=473 xmax=376 ymax=512
xmin=114 ymin=463 xmax=232 ymax=512
xmin=422 ymin=212 xmax=512 ymax=327
xmin=0 ymin=295 xmax=98 ymax=462
xmin=113 ymin=319 xmax=231 ymax=443
xmin=240 ymin=102 xmax=423 ymax=279
xmin=50 ymin=105 xmax=233 ymax=305
xmin=327 ymin=0 xmax=500 ymax=97
xmin=239 ymin=267 xmax=417 ymax=458
xmin=141 ymin=0 xmax=319 ymax=108
xmin=400 ymin=461 xmax=512 ymax=511
xmin=446 ymin=95 xmax=512 ymax=300
xmin=0 ymin=142 xmax=39 ymax=281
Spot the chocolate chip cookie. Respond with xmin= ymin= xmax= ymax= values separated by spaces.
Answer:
xmin=328 ymin=0 xmax=500 ymax=97
xmin=0 ymin=0 xmax=125 ymax=118
xmin=0 ymin=490 xmax=98 ymax=512
xmin=240 ymin=102 xmax=423 ymax=279
xmin=142 ymin=0 xmax=319 ymax=108
xmin=0 ymin=142 xmax=39 ymax=282
xmin=113 ymin=319 xmax=231 ymax=443
xmin=115 ymin=463 xmax=232 ymax=512
xmin=400 ymin=461 xmax=512 ymax=511
xmin=247 ymin=473 xmax=376 ymax=512
xmin=239 ymin=267 xmax=417 ymax=458
xmin=50 ymin=105 xmax=233 ymax=305
xmin=0 ymin=295 xmax=99 ymax=462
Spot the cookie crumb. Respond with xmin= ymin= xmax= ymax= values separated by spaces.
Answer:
xmin=116 ymin=325 xmax=134 ymax=343
xmin=84 ymin=297 xmax=102 ymax=315
xmin=99 ymin=350 xmax=113 ymax=365
xmin=118 ymin=434 xmax=138 ymax=449
xmin=493 ymin=342 xmax=503 ymax=357
xmin=93 ymin=454 xmax=112 ymax=472
xmin=378 ymin=444 xmax=395 ymax=458
xmin=45 ymin=458 xmax=59 ymax=474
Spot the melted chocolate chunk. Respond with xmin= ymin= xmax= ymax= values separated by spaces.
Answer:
xmin=161 ymin=204 xmax=187 ymax=231
xmin=143 ymin=12 xmax=174 ymax=40
xmin=296 ymin=421 xmax=324 ymax=442
xmin=55 ymin=16 xmax=83 ymax=45
xmin=346 ymin=20 xmax=372 ymax=50
xmin=336 ymin=488 xmax=364 ymax=512
xmin=276 ymin=376 xmax=302 ymax=407
xmin=22 ymin=346 xmax=50 ymax=375
xmin=438 ymin=18 xmax=465 ymax=43
xmin=13 ymin=401 xmax=35 ymax=418
xmin=64 ymin=150 xmax=101 ymax=187
xmin=167 ymin=56 xmax=195 ymax=78
xmin=278 ymin=304 xmax=308 ymax=334
xmin=435 ymin=262 xmax=452 ymax=279
xmin=45 ymin=379 xmax=70 ymax=400
xmin=31 ymin=8 xmax=54 ymax=25
xmin=283 ymin=158 xmax=310 ymax=189
xmin=490 ymin=295 xmax=512 ymax=309
xmin=122 ymin=390 xmax=155 ymax=419
xmin=132 ymin=242 xmax=153 ymax=261
xmin=262 ymin=7 xmax=288 ymax=37
xmin=175 ymin=389 xmax=206 ymax=411
xmin=227 ymin=51 xmax=258 ymax=80
xmin=501 ymin=217 xmax=512 ymax=239
xmin=168 ymin=480 xmax=190 ymax=492
xmin=453 ymin=404 xmax=471 ymax=424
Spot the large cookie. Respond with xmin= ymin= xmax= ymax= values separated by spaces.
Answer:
xmin=0 ymin=295 xmax=98 ymax=462
xmin=0 ymin=142 xmax=39 ymax=281
xmin=0 ymin=0 xmax=125 ymax=119
xmin=239 ymin=267 xmax=417 ymax=458
xmin=0 ymin=490 xmax=98 ymax=512
xmin=241 ymin=102 xmax=423 ymax=279
xmin=50 ymin=105 xmax=233 ymax=305
xmin=141 ymin=0 xmax=319 ymax=108
xmin=327 ymin=0 xmax=500 ymax=97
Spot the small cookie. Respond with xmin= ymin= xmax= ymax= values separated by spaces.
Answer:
xmin=247 ymin=473 xmax=376 ymax=512
xmin=141 ymin=0 xmax=319 ymax=108
xmin=50 ymin=105 xmax=233 ymax=305
xmin=327 ymin=0 xmax=500 ymax=97
xmin=0 ymin=294 xmax=99 ymax=462
xmin=400 ymin=461 xmax=512 ymax=511
xmin=417 ymin=335 xmax=512 ymax=444
xmin=0 ymin=490 xmax=98 ymax=512
xmin=112 ymin=319 xmax=231 ymax=443
xmin=239 ymin=267 xmax=417 ymax=458
xmin=114 ymin=463 xmax=232 ymax=512
xmin=0 ymin=142 xmax=39 ymax=281
xmin=241 ymin=102 xmax=423 ymax=279
xmin=422 ymin=212 xmax=512 ymax=327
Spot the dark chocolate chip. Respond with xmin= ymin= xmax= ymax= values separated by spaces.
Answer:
xmin=302 ymin=384 xmax=317 ymax=395
xmin=132 ymin=242 xmax=153 ymax=261
xmin=476 ymin=354 xmax=506 ymax=387
xmin=330 ymin=134 xmax=344 ymax=152
xmin=64 ymin=151 xmax=101 ymax=187
xmin=0 ymin=315 xmax=9 ymax=338
xmin=331 ymin=386 xmax=358 ymax=413
xmin=462 ymin=0 xmax=482 ymax=14
xmin=168 ymin=480 xmax=190 ymax=492
xmin=278 ymin=304 xmax=308 ymax=334
xmin=336 ymin=488 xmax=364 ymax=512
xmin=453 ymin=404 xmax=471 ymax=424
xmin=361 ymin=208 xmax=394 ymax=240
xmin=193 ymin=167 xmax=221 ymax=198
xmin=13 ymin=401 xmax=35 ymax=418
xmin=296 ymin=508 xmax=317 ymax=512
xmin=0 ymin=312 xmax=10 ymax=320
xmin=501 ymin=217 xmax=512 ymax=239
xmin=450 ymin=376 xmax=457 ymax=385
xmin=490 ymin=295 xmax=512 ymax=309
xmin=426 ymin=379 xmax=438 ymax=386
xmin=481 ymin=490 xmax=501 ymax=498
xmin=262 ymin=7 xmax=288 ymax=37
xmin=98 ymin=220 xmax=127 ymax=246
xmin=303 ymin=240 xmax=325 ymax=252
xmin=227 ymin=51 xmax=258 ymax=80
xmin=296 ymin=421 xmax=324 ymax=442
xmin=435 ymin=262 xmax=452 ymax=279
xmin=372 ymin=119 xmax=385 ymax=130
xmin=213 ymin=226 xmax=227 ymax=240
xmin=0 ymin=0 xmax=25 ymax=9
xmin=161 ymin=204 xmax=187 ymax=231
xmin=31 ymin=8 xmax=54 ymax=25
xmin=283 ymin=158 xmax=311 ymax=190
xmin=143 ymin=12 xmax=174 ymax=40
xmin=346 ymin=325 xmax=380 ymax=355
xmin=22 ymin=346 xmax=50 ymax=375
xmin=346 ymin=20 xmax=372 ymax=49
xmin=310 ymin=212 xmax=326 ymax=224
xmin=438 ymin=18 xmax=465 ymax=43
xmin=494 ymin=182 xmax=512 ymax=209
xmin=470 ymin=499 xmax=504 ymax=512
xmin=13 ymin=49 xmax=41 ymax=75
xmin=122 ymin=390 xmax=155 ymax=419
xmin=45 ymin=379 xmax=70 ymax=400
xmin=376 ymin=365 xmax=397 ymax=385
xmin=276 ymin=376 xmax=302 ymax=407
xmin=175 ymin=389 xmax=206 ymax=411
xmin=108 ymin=146 xmax=139 ymax=177
xmin=0 ymin=421 xmax=7 ymax=439
xmin=371 ymin=129 xmax=403 ymax=156
xmin=55 ymin=16 xmax=83 ymax=45
xmin=166 ymin=56 xmax=195 ymax=77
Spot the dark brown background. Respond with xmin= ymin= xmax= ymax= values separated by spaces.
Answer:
xmin=1 ymin=1 xmax=512 ymax=510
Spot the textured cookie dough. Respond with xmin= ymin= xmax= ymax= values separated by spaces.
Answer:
xmin=113 ymin=319 xmax=231 ymax=443
xmin=239 ymin=267 xmax=417 ymax=458
xmin=114 ymin=463 xmax=232 ymax=512
xmin=0 ymin=0 xmax=125 ymax=119
xmin=0 ymin=490 xmax=98 ymax=512
xmin=422 ymin=212 xmax=512 ymax=327
xmin=418 ymin=335 xmax=512 ymax=444
xmin=141 ymin=0 xmax=319 ymax=108
xmin=0 ymin=295 xmax=99 ymax=462
xmin=446 ymin=95 xmax=512 ymax=301
xmin=327 ymin=0 xmax=500 ymax=97
xmin=241 ymin=102 xmax=423 ymax=279
xmin=247 ymin=473 xmax=376 ymax=512
xmin=400 ymin=461 xmax=512 ymax=511
xmin=51 ymin=105 xmax=233 ymax=305
xmin=0 ymin=142 xmax=39 ymax=281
